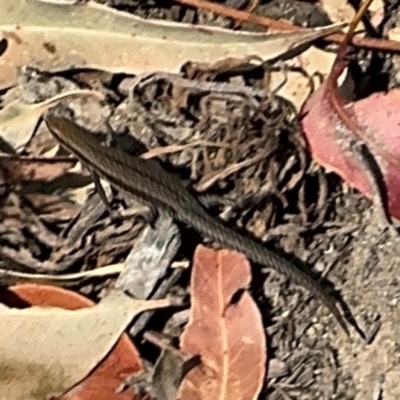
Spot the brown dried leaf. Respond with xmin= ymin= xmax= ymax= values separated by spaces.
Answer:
xmin=0 ymin=0 xmax=344 ymax=90
xmin=0 ymin=155 xmax=76 ymax=184
xmin=178 ymin=246 xmax=266 ymax=400
xmin=0 ymin=289 xmax=172 ymax=399
xmin=0 ymin=89 xmax=103 ymax=148
xmin=25 ymin=193 xmax=79 ymax=223
xmin=300 ymin=1 xmax=400 ymax=218
xmin=4 ymin=284 xmax=143 ymax=400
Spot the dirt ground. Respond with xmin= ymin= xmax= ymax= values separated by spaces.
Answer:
xmin=270 ymin=202 xmax=400 ymax=400
xmin=2 ymin=1 xmax=400 ymax=399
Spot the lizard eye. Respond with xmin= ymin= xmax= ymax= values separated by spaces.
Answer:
xmin=0 ymin=37 xmax=8 ymax=56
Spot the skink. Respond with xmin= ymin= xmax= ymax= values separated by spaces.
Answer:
xmin=45 ymin=115 xmax=349 ymax=335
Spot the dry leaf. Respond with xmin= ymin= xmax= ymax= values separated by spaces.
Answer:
xmin=0 ymin=155 xmax=76 ymax=184
xmin=0 ymin=263 xmax=123 ymax=286
xmin=178 ymin=246 xmax=266 ymax=400
xmin=388 ymin=27 xmax=400 ymax=42
xmin=3 ymin=284 xmax=143 ymax=400
xmin=0 ymin=89 xmax=103 ymax=148
xmin=25 ymin=192 xmax=79 ymax=223
xmin=268 ymin=46 xmax=339 ymax=110
xmin=0 ymin=289 xmax=172 ymax=399
xmin=320 ymin=0 xmax=382 ymax=30
xmin=0 ymin=0 xmax=344 ymax=89
xmin=301 ymin=0 xmax=400 ymax=219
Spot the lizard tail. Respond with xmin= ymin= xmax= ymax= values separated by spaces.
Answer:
xmin=186 ymin=211 xmax=350 ymax=336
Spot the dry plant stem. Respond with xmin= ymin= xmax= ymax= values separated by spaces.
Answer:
xmin=133 ymin=72 xmax=268 ymax=98
xmin=173 ymin=0 xmax=400 ymax=52
xmin=141 ymin=141 xmax=228 ymax=160
xmin=310 ymin=170 xmax=330 ymax=230
xmin=7 ymin=192 xmax=59 ymax=247
xmin=185 ymin=54 xmax=264 ymax=76
xmin=232 ymin=0 xmax=259 ymax=28
xmin=0 ymin=154 xmax=75 ymax=163
xmin=195 ymin=151 xmax=271 ymax=191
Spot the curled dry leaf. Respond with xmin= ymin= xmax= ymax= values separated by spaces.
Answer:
xmin=2 ymin=284 xmax=142 ymax=400
xmin=0 ymin=0 xmax=344 ymax=89
xmin=178 ymin=246 xmax=266 ymax=400
xmin=0 ymin=286 xmax=172 ymax=399
xmin=301 ymin=0 xmax=400 ymax=218
xmin=0 ymin=89 xmax=104 ymax=148
xmin=268 ymin=46 xmax=339 ymax=111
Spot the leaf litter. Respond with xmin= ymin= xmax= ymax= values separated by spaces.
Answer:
xmin=0 ymin=89 xmax=104 ymax=148
xmin=0 ymin=57 xmax=339 ymax=397
xmin=301 ymin=0 xmax=400 ymax=225
xmin=0 ymin=288 xmax=173 ymax=399
xmin=3 ymin=0 xmax=399 ymax=398
xmin=0 ymin=0 xmax=344 ymax=89
xmin=5 ymin=284 xmax=144 ymax=400
xmin=178 ymin=246 xmax=266 ymax=400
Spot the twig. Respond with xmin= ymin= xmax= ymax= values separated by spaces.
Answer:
xmin=173 ymin=0 xmax=400 ymax=53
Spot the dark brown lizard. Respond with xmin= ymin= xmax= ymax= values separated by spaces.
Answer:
xmin=45 ymin=115 xmax=350 ymax=335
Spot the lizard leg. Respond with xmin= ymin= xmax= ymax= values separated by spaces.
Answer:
xmin=91 ymin=170 xmax=118 ymax=218
xmin=142 ymin=205 xmax=159 ymax=228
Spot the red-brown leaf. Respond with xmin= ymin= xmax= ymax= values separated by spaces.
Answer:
xmin=300 ymin=0 xmax=400 ymax=217
xmin=0 ymin=284 xmax=143 ymax=400
xmin=0 ymin=156 xmax=76 ymax=184
xmin=178 ymin=246 xmax=266 ymax=400
xmin=302 ymin=84 xmax=400 ymax=218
